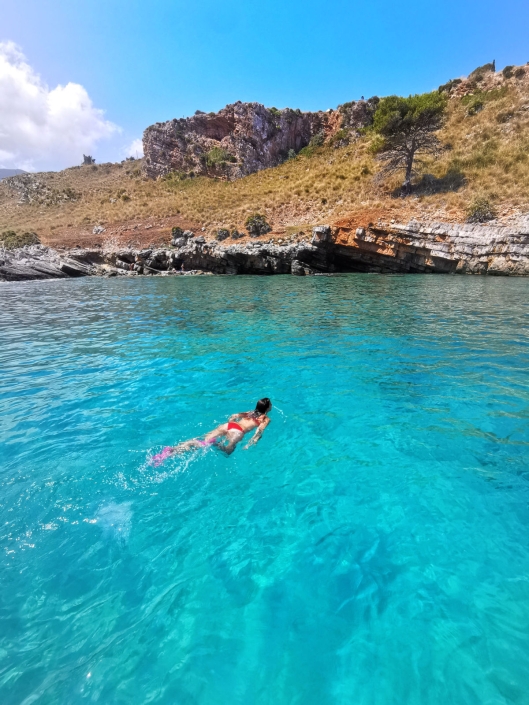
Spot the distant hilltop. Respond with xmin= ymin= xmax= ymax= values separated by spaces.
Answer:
xmin=0 ymin=169 xmax=26 ymax=181
xmin=143 ymin=99 xmax=379 ymax=180
xmin=142 ymin=61 xmax=527 ymax=182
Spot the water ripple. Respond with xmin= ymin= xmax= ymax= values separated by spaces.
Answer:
xmin=0 ymin=275 xmax=528 ymax=704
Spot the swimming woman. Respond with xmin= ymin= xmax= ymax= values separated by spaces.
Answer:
xmin=151 ymin=398 xmax=272 ymax=464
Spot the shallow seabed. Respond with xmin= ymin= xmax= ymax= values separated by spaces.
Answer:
xmin=1 ymin=274 xmax=529 ymax=705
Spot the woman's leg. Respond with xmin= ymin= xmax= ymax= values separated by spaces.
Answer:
xmin=172 ymin=424 xmax=228 ymax=453
xmin=217 ymin=430 xmax=243 ymax=455
xmin=204 ymin=424 xmax=228 ymax=442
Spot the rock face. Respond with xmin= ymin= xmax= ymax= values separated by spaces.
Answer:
xmin=0 ymin=245 xmax=98 ymax=282
xmin=143 ymin=100 xmax=377 ymax=180
xmin=331 ymin=219 xmax=529 ymax=275
xmin=2 ymin=174 xmax=79 ymax=205
xmin=155 ymin=220 xmax=529 ymax=275
xmin=3 ymin=218 xmax=529 ymax=282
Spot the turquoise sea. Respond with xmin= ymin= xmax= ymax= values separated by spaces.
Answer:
xmin=1 ymin=274 xmax=529 ymax=704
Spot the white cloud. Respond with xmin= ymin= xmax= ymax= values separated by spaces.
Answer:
xmin=123 ymin=138 xmax=144 ymax=159
xmin=0 ymin=41 xmax=120 ymax=171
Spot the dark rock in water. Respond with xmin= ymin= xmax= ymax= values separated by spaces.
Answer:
xmin=291 ymin=260 xmax=306 ymax=276
xmin=0 ymin=245 xmax=65 ymax=281
xmin=29 ymin=261 xmax=68 ymax=278
xmin=0 ymin=260 xmax=63 ymax=281
xmin=291 ymin=260 xmax=314 ymax=276
xmin=59 ymin=259 xmax=93 ymax=277
xmin=115 ymin=258 xmax=132 ymax=271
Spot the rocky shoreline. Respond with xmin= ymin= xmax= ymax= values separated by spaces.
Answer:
xmin=2 ymin=218 xmax=529 ymax=283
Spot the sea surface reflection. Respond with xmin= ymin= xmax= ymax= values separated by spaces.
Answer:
xmin=1 ymin=274 xmax=528 ymax=704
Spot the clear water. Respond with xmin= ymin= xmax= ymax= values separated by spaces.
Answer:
xmin=1 ymin=275 xmax=529 ymax=705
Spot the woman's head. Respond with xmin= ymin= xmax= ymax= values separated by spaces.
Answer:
xmin=255 ymin=397 xmax=272 ymax=415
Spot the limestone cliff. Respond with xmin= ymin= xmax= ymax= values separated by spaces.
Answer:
xmin=143 ymin=99 xmax=378 ymax=180
xmin=3 ymin=217 xmax=529 ymax=281
xmin=331 ymin=218 xmax=529 ymax=275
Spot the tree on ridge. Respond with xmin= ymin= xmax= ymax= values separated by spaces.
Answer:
xmin=373 ymin=92 xmax=447 ymax=196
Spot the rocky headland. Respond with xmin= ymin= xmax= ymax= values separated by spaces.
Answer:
xmin=141 ymin=64 xmax=521 ymax=183
xmin=143 ymin=99 xmax=378 ymax=180
xmin=3 ymin=216 xmax=529 ymax=282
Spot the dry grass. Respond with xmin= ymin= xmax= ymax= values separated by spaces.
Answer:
xmin=2 ymin=71 xmax=529 ymax=248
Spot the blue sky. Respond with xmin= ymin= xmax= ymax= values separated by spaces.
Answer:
xmin=2 ymin=0 xmax=528 ymax=168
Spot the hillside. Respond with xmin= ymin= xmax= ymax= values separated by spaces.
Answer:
xmin=1 ymin=63 xmax=529 ymax=250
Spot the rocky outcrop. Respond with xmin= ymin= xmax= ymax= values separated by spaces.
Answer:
xmin=0 ymin=245 xmax=98 ymax=282
xmin=143 ymin=99 xmax=377 ymax=180
xmin=161 ymin=219 xmax=529 ymax=275
xmin=3 ymin=218 xmax=529 ymax=282
xmin=331 ymin=219 xmax=529 ymax=275
xmin=2 ymin=174 xmax=79 ymax=205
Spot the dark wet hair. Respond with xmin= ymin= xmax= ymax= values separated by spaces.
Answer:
xmin=255 ymin=397 xmax=272 ymax=414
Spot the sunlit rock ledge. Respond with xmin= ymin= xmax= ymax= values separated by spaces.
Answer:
xmin=2 ymin=218 xmax=529 ymax=282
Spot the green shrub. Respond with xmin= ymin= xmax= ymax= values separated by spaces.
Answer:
xmin=298 ymin=145 xmax=314 ymax=157
xmin=462 ymin=87 xmax=507 ymax=116
xmin=368 ymin=133 xmax=386 ymax=154
xmin=329 ymin=128 xmax=350 ymax=146
xmin=438 ymin=78 xmax=462 ymax=93
xmin=116 ymin=188 xmax=128 ymax=199
xmin=245 ymin=214 xmax=271 ymax=237
xmin=466 ymin=197 xmax=496 ymax=223
xmin=467 ymin=100 xmax=484 ymax=116
xmin=1 ymin=230 xmax=40 ymax=249
xmin=171 ymin=227 xmax=184 ymax=238
xmin=287 ymin=149 xmax=296 ymax=160
xmin=269 ymin=107 xmax=281 ymax=117
xmin=215 ymin=228 xmax=230 ymax=241
xmin=163 ymin=170 xmax=188 ymax=183
xmin=461 ymin=87 xmax=507 ymax=105
xmin=496 ymin=110 xmax=514 ymax=123
xmin=515 ymin=67 xmax=526 ymax=79
xmin=503 ymin=65 xmax=514 ymax=79
xmin=206 ymin=147 xmax=236 ymax=167
xmin=309 ymin=132 xmax=325 ymax=148
xmin=469 ymin=61 xmax=496 ymax=82
xmin=231 ymin=229 xmax=243 ymax=239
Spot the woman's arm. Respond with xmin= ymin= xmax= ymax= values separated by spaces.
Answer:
xmin=244 ymin=417 xmax=271 ymax=449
